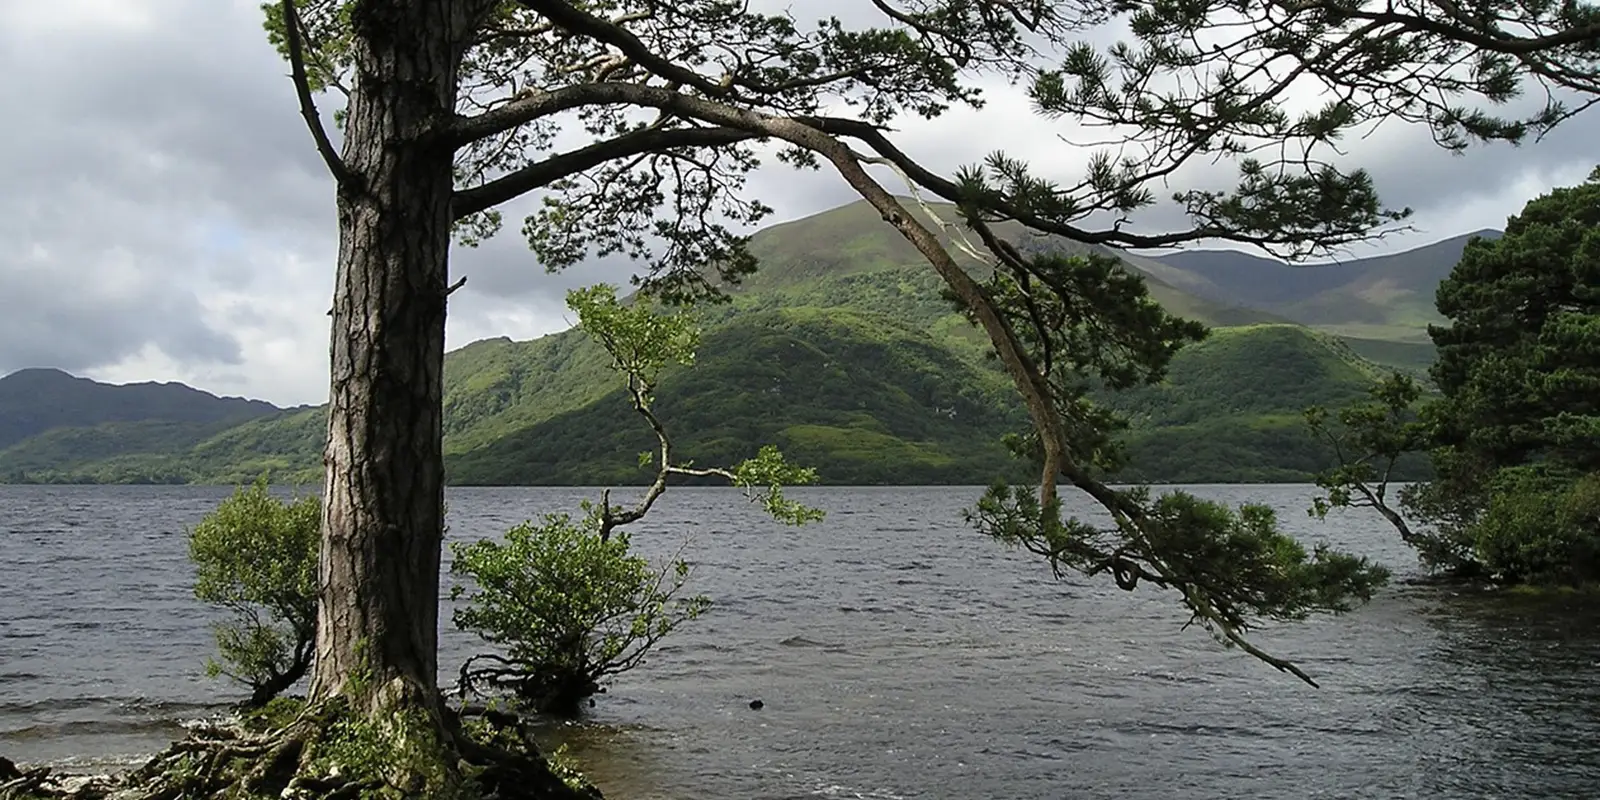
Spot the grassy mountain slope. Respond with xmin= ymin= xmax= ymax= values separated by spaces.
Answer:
xmin=1148 ymin=230 xmax=1499 ymax=343
xmin=1113 ymin=325 xmax=1387 ymax=482
xmin=449 ymin=307 xmax=1025 ymax=485
xmin=0 ymin=367 xmax=279 ymax=451
xmin=739 ymin=199 xmax=1288 ymax=330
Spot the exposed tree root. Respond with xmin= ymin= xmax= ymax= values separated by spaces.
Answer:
xmin=2 ymin=703 xmax=599 ymax=800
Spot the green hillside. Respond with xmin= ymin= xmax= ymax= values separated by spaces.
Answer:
xmin=450 ymin=307 xmax=1024 ymax=485
xmin=738 ymin=200 xmax=1288 ymax=330
xmin=1113 ymin=325 xmax=1392 ymax=482
xmin=0 ymin=199 xmax=1455 ymax=485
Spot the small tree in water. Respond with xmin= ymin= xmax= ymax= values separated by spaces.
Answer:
xmin=188 ymin=478 xmax=319 ymax=708
xmin=451 ymin=512 xmax=710 ymax=715
xmin=451 ymin=285 xmax=820 ymax=715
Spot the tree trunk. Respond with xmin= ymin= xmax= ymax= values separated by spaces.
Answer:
xmin=310 ymin=0 xmax=471 ymax=718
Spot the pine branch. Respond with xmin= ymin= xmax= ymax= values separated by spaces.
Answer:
xmin=280 ymin=0 xmax=356 ymax=192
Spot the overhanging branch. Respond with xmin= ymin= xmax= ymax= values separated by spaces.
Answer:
xmin=457 ymin=80 xmax=1398 ymax=255
xmin=1275 ymin=0 xmax=1600 ymax=57
xmin=449 ymin=83 xmax=619 ymax=146
xmin=818 ymin=116 xmax=1372 ymax=252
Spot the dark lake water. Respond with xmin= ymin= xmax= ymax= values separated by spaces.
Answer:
xmin=3 ymin=484 xmax=1599 ymax=799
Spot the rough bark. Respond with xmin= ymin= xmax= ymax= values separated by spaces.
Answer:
xmin=311 ymin=0 xmax=475 ymax=717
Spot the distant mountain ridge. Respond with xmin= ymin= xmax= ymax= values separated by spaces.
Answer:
xmin=0 ymin=200 xmax=1476 ymax=485
xmin=1147 ymin=230 xmax=1502 ymax=343
xmin=0 ymin=368 xmax=282 ymax=451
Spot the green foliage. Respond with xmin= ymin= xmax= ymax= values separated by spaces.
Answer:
xmin=1389 ymin=169 xmax=1600 ymax=584
xmin=450 ymin=513 xmax=711 ymax=715
xmin=567 ymin=284 xmax=699 ymax=383
xmin=1428 ymin=170 xmax=1600 ymax=477
xmin=307 ymin=703 xmax=469 ymax=800
xmin=544 ymin=744 xmax=592 ymax=796
xmin=731 ymin=444 xmax=825 ymax=524
xmin=1470 ymin=468 xmax=1600 ymax=585
xmin=450 ymin=284 xmax=819 ymax=716
xmin=1304 ymin=372 xmax=1430 ymax=523
xmin=949 ymin=238 xmax=1393 ymax=684
xmin=968 ymin=482 xmax=1389 ymax=684
xmin=1300 ymin=171 xmax=1600 ymax=585
xmin=188 ymin=478 xmax=320 ymax=706
xmin=241 ymin=695 xmax=308 ymax=734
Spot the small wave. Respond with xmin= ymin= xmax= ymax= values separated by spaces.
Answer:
xmin=1127 ymin=669 xmax=1210 ymax=685
xmin=0 ymin=696 xmax=222 ymax=716
xmin=780 ymin=636 xmax=842 ymax=649
xmin=38 ymin=751 xmax=154 ymax=771
xmin=837 ymin=606 xmax=896 ymax=615
xmin=0 ymin=717 xmax=187 ymax=741
xmin=809 ymin=782 xmax=907 ymax=799
xmin=1117 ymin=719 xmax=1264 ymax=738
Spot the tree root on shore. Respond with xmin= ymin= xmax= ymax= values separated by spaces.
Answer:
xmin=1 ymin=703 xmax=600 ymax=800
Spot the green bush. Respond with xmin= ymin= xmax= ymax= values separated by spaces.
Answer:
xmin=188 ymin=478 xmax=320 ymax=707
xmin=1471 ymin=468 xmax=1600 ymax=585
xmin=449 ymin=509 xmax=710 ymax=716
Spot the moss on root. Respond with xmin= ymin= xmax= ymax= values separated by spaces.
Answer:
xmin=0 ymin=702 xmax=600 ymax=800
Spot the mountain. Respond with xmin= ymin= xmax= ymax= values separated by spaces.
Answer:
xmin=1146 ymin=230 xmax=1501 ymax=345
xmin=447 ymin=305 xmax=1026 ymax=486
xmin=0 ymin=368 xmax=280 ymax=452
xmin=738 ymin=199 xmax=1288 ymax=329
xmin=0 ymin=200 xmax=1457 ymax=485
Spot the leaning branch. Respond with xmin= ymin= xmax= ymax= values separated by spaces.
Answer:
xmin=449 ymin=84 xmax=610 ymax=145
xmin=596 ymin=375 xmax=743 ymax=541
xmin=819 ymin=116 xmax=1383 ymax=253
xmin=280 ymin=0 xmax=355 ymax=191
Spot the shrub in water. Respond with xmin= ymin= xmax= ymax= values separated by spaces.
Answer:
xmin=450 ymin=508 xmax=710 ymax=716
xmin=188 ymin=477 xmax=319 ymax=707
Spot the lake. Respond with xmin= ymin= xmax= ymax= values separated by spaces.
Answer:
xmin=3 ymin=484 xmax=1599 ymax=799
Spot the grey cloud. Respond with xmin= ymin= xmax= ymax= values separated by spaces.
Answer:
xmin=0 ymin=0 xmax=334 ymax=388
xmin=7 ymin=0 xmax=1597 ymax=406
xmin=0 ymin=261 xmax=240 ymax=372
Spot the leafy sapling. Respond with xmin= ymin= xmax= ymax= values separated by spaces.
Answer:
xmin=1304 ymin=372 xmax=1434 ymax=551
xmin=451 ymin=285 xmax=822 ymax=715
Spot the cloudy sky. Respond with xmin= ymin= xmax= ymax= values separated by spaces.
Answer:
xmin=3 ymin=0 xmax=1595 ymax=407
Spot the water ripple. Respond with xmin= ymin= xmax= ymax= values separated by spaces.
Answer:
xmin=4 ymin=484 xmax=1600 ymax=799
